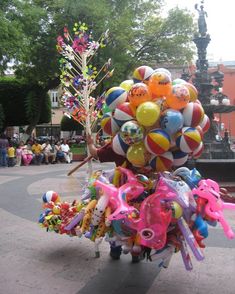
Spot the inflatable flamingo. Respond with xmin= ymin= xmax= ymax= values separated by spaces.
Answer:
xmin=94 ymin=167 xmax=145 ymax=221
xmin=193 ymin=179 xmax=235 ymax=239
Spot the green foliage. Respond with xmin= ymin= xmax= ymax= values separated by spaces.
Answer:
xmin=0 ymin=0 xmax=196 ymax=90
xmin=60 ymin=115 xmax=84 ymax=132
xmin=0 ymin=104 xmax=5 ymax=132
xmin=0 ymin=77 xmax=51 ymax=129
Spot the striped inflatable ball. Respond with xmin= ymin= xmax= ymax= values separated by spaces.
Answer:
xmin=149 ymin=151 xmax=174 ymax=172
xmin=145 ymin=128 xmax=171 ymax=155
xmin=100 ymin=112 xmax=120 ymax=136
xmin=105 ymin=87 xmax=128 ymax=110
xmin=199 ymin=114 xmax=210 ymax=134
xmin=191 ymin=142 xmax=204 ymax=159
xmin=113 ymin=102 xmax=136 ymax=126
xmin=42 ymin=191 xmax=60 ymax=203
xmin=175 ymin=127 xmax=201 ymax=153
xmin=182 ymin=102 xmax=204 ymax=127
xmin=133 ymin=65 xmax=154 ymax=84
xmin=172 ymin=150 xmax=188 ymax=167
xmin=112 ymin=133 xmax=129 ymax=156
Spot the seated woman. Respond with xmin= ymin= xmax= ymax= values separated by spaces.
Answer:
xmin=55 ymin=141 xmax=65 ymax=162
xmin=20 ymin=141 xmax=33 ymax=166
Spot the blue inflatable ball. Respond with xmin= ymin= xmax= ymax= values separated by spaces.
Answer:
xmin=105 ymin=87 xmax=128 ymax=111
xmin=160 ymin=109 xmax=184 ymax=136
xmin=172 ymin=150 xmax=188 ymax=167
xmin=112 ymin=133 xmax=129 ymax=156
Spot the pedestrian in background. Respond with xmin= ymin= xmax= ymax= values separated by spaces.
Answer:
xmin=7 ymin=143 xmax=16 ymax=167
xmin=0 ymin=133 xmax=9 ymax=167
xmin=15 ymin=144 xmax=22 ymax=167
xmin=31 ymin=140 xmax=44 ymax=165
xmin=61 ymin=139 xmax=73 ymax=163
xmin=21 ymin=141 xmax=33 ymax=166
xmin=41 ymin=140 xmax=56 ymax=164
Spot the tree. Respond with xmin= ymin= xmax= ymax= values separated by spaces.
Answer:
xmin=61 ymin=115 xmax=84 ymax=138
xmin=1 ymin=0 xmax=196 ymax=88
xmin=0 ymin=77 xmax=51 ymax=133
xmin=0 ymin=1 xmax=196 ymax=135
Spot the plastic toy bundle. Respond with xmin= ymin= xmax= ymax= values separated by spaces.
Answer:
xmin=39 ymin=166 xmax=235 ymax=271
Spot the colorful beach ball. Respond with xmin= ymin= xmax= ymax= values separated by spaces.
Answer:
xmin=105 ymin=87 xmax=128 ymax=110
xmin=191 ymin=142 xmax=204 ymax=159
xmin=133 ymin=65 xmax=154 ymax=84
xmin=184 ymin=83 xmax=198 ymax=102
xmin=126 ymin=142 xmax=148 ymax=167
xmin=113 ymin=102 xmax=136 ymax=126
xmin=145 ymin=129 xmax=171 ymax=155
xmin=149 ymin=152 xmax=173 ymax=172
xmin=199 ymin=114 xmax=210 ymax=134
xmin=136 ymin=101 xmax=160 ymax=127
xmin=148 ymin=71 xmax=172 ymax=98
xmin=155 ymin=68 xmax=172 ymax=80
xmin=175 ymin=127 xmax=201 ymax=153
xmin=120 ymin=120 xmax=144 ymax=145
xmin=128 ymin=83 xmax=151 ymax=107
xmin=100 ymin=112 xmax=120 ymax=136
xmin=172 ymin=150 xmax=188 ymax=167
xmin=182 ymin=102 xmax=205 ymax=127
xmin=166 ymin=84 xmax=190 ymax=110
xmin=120 ymin=79 xmax=134 ymax=91
xmin=160 ymin=109 xmax=184 ymax=135
xmin=42 ymin=191 xmax=60 ymax=204
xmin=112 ymin=133 xmax=129 ymax=156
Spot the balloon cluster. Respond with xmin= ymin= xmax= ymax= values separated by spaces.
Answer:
xmin=101 ymin=65 xmax=211 ymax=172
xmin=39 ymin=167 xmax=235 ymax=270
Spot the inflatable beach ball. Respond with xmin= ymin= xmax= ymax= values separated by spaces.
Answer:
xmin=148 ymin=71 xmax=172 ymax=98
xmin=113 ymin=102 xmax=136 ymax=126
xmin=112 ymin=133 xmax=129 ymax=156
xmin=145 ymin=129 xmax=171 ymax=155
xmin=199 ymin=114 xmax=210 ymax=134
xmin=191 ymin=142 xmax=204 ymax=159
xmin=120 ymin=79 xmax=134 ymax=91
xmin=184 ymin=83 xmax=198 ymax=102
xmin=105 ymin=87 xmax=128 ymax=110
xmin=149 ymin=151 xmax=173 ymax=172
xmin=100 ymin=112 xmax=120 ymax=136
xmin=133 ymin=65 xmax=154 ymax=84
xmin=172 ymin=150 xmax=188 ymax=167
xmin=120 ymin=120 xmax=144 ymax=145
xmin=160 ymin=109 xmax=184 ymax=135
xmin=126 ymin=142 xmax=148 ymax=167
xmin=175 ymin=127 xmax=201 ymax=153
xmin=166 ymin=84 xmax=190 ymax=110
xmin=136 ymin=101 xmax=160 ymax=127
xmin=42 ymin=191 xmax=60 ymax=204
xmin=128 ymin=83 xmax=151 ymax=107
xmin=182 ymin=102 xmax=204 ymax=127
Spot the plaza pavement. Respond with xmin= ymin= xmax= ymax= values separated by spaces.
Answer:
xmin=0 ymin=162 xmax=235 ymax=294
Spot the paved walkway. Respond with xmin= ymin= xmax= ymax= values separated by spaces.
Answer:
xmin=0 ymin=163 xmax=235 ymax=294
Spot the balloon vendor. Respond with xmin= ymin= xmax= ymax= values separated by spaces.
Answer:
xmin=40 ymin=22 xmax=235 ymax=272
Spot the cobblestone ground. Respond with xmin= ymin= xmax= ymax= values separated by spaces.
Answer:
xmin=0 ymin=163 xmax=235 ymax=294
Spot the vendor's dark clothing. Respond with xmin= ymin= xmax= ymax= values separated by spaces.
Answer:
xmin=97 ymin=142 xmax=131 ymax=168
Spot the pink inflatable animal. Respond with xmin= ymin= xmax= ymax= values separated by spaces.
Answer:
xmin=193 ymin=179 xmax=235 ymax=239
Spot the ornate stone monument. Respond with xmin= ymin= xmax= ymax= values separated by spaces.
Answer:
xmin=192 ymin=1 xmax=235 ymax=160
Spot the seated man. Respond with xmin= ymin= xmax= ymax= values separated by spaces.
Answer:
xmin=31 ymin=140 xmax=44 ymax=165
xmin=41 ymin=140 xmax=56 ymax=164
xmin=61 ymin=139 xmax=73 ymax=163
xmin=55 ymin=141 xmax=65 ymax=162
